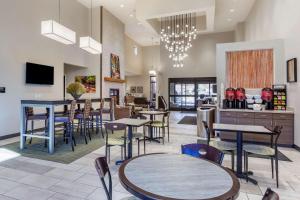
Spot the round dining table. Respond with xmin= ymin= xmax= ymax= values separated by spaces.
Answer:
xmin=119 ymin=154 xmax=240 ymax=200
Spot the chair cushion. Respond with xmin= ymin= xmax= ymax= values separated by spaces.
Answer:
xmin=107 ymin=137 xmax=125 ymax=146
xmin=209 ymin=141 xmax=236 ymax=151
xmin=54 ymin=116 xmax=69 ymax=123
xmin=151 ymin=121 xmax=168 ymax=127
xmin=243 ymin=144 xmax=275 ymax=156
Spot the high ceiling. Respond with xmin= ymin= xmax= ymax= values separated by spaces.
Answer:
xmin=78 ymin=0 xmax=256 ymax=46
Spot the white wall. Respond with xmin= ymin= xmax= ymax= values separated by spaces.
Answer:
xmin=126 ymin=45 xmax=160 ymax=100
xmin=102 ymin=8 xmax=126 ymax=104
xmin=0 ymin=1 xmax=126 ymax=136
xmin=125 ymin=36 xmax=143 ymax=76
xmin=0 ymin=0 xmax=99 ymax=136
xmin=242 ymin=0 xmax=300 ymax=146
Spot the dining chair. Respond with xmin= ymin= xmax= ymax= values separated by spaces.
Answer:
xmin=75 ymin=99 xmax=92 ymax=144
xmin=244 ymin=126 xmax=283 ymax=188
xmin=131 ymin=115 xmax=148 ymax=155
xmin=54 ymin=100 xmax=77 ymax=151
xmin=202 ymin=121 xmax=236 ymax=170
xmin=150 ymin=111 xmax=170 ymax=144
xmin=104 ymin=123 xmax=128 ymax=163
xmin=262 ymin=188 xmax=279 ymax=200
xmin=25 ymin=107 xmax=48 ymax=145
xmin=95 ymin=157 xmax=138 ymax=200
xmin=181 ymin=143 xmax=224 ymax=165
xmin=102 ymin=98 xmax=114 ymax=121
xmin=90 ymin=99 xmax=104 ymax=138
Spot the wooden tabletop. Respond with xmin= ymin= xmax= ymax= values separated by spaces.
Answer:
xmin=21 ymin=98 xmax=101 ymax=105
xmin=138 ymin=110 xmax=167 ymax=115
xmin=119 ymin=154 xmax=240 ymax=200
xmin=113 ymin=118 xmax=151 ymax=127
xmin=213 ymin=123 xmax=272 ymax=134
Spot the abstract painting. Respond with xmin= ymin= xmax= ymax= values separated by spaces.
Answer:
xmin=75 ymin=75 xmax=96 ymax=93
xmin=110 ymin=53 xmax=120 ymax=79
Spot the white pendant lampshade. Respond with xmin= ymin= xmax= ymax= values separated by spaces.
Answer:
xmin=41 ymin=20 xmax=76 ymax=45
xmin=80 ymin=36 xmax=102 ymax=54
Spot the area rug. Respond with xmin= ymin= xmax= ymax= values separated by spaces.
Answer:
xmin=178 ymin=116 xmax=197 ymax=125
xmin=2 ymin=130 xmax=105 ymax=164
xmin=197 ymin=139 xmax=292 ymax=162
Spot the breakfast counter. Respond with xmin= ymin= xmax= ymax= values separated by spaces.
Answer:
xmin=218 ymin=108 xmax=294 ymax=146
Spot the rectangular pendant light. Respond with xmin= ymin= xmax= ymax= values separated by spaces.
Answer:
xmin=41 ymin=20 xmax=76 ymax=45
xmin=80 ymin=37 xmax=102 ymax=54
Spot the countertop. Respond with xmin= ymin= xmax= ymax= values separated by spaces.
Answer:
xmin=218 ymin=108 xmax=294 ymax=114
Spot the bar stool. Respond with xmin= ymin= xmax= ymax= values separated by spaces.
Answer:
xmin=75 ymin=99 xmax=92 ymax=144
xmin=54 ymin=100 xmax=77 ymax=151
xmin=150 ymin=111 xmax=170 ymax=144
xmin=25 ymin=107 xmax=48 ymax=144
xmin=90 ymin=99 xmax=104 ymax=138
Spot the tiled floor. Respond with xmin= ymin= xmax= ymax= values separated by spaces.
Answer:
xmin=0 ymin=112 xmax=299 ymax=200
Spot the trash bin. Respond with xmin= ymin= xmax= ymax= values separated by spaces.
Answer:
xmin=197 ymin=107 xmax=215 ymax=138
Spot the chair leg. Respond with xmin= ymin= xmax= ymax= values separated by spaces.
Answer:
xmin=83 ymin=122 xmax=88 ymax=144
xmin=29 ymin=120 xmax=34 ymax=144
xmin=88 ymin=120 xmax=92 ymax=141
xmin=162 ymin=127 xmax=165 ymax=145
xmin=167 ymin=126 xmax=170 ymax=142
xmin=144 ymin=136 xmax=146 ymax=154
xmin=105 ymin=146 xmax=108 ymax=161
xmin=275 ymin=156 xmax=279 ymax=188
xmin=245 ymin=152 xmax=249 ymax=182
xmin=231 ymin=151 xmax=235 ymax=171
xmin=25 ymin=119 xmax=28 ymax=142
xmin=69 ymin=123 xmax=74 ymax=152
xmin=137 ymin=139 xmax=140 ymax=156
xmin=271 ymin=158 xmax=274 ymax=179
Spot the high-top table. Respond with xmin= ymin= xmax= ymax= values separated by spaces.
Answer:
xmin=112 ymin=118 xmax=151 ymax=162
xmin=20 ymin=99 xmax=101 ymax=154
xmin=119 ymin=154 xmax=240 ymax=200
xmin=138 ymin=110 xmax=167 ymax=143
xmin=213 ymin=123 xmax=272 ymax=184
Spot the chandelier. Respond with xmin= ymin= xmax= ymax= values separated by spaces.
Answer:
xmin=160 ymin=13 xmax=197 ymax=68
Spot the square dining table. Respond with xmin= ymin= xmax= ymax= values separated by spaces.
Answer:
xmin=112 ymin=118 xmax=151 ymax=162
xmin=213 ymin=123 xmax=272 ymax=184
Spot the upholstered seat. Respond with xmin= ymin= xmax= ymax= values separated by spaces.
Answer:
xmin=209 ymin=140 xmax=236 ymax=152
xmin=151 ymin=121 xmax=168 ymax=127
xmin=243 ymin=144 xmax=275 ymax=156
xmin=54 ymin=116 xmax=70 ymax=123
xmin=107 ymin=137 xmax=127 ymax=146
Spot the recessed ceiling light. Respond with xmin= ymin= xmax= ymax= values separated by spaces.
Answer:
xmin=129 ymin=14 xmax=134 ymax=17
xmin=227 ymin=18 xmax=232 ymax=22
xmin=230 ymin=9 xmax=235 ymax=13
xmin=120 ymin=4 xmax=124 ymax=8
xmin=137 ymin=22 xmax=142 ymax=25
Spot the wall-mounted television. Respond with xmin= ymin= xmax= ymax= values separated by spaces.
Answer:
xmin=26 ymin=62 xmax=54 ymax=85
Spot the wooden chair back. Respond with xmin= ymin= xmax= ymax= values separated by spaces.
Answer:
xmin=95 ymin=157 xmax=112 ymax=200
xmin=83 ymin=99 xmax=92 ymax=119
xmin=69 ymin=100 xmax=77 ymax=121
xmin=202 ymin=121 xmax=211 ymax=145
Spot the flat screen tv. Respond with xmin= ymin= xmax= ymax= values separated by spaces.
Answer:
xmin=26 ymin=62 xmax=54 ymax=85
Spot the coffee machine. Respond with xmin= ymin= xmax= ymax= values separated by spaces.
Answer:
xmin=262 ymin=88 xmax=273 ymax=110
xmin=235 ymin=88 xmax=246 ymax=109
xmin=224 ymin=88 xmax=236 ymax=109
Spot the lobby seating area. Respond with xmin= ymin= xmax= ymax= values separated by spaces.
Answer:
xmin=1 ymin=0 xmax=300 ymax=200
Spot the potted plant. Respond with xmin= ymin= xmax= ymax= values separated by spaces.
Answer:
xmin=66 ymin=82 xmax=86 ymax=100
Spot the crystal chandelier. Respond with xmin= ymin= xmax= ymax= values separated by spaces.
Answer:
xmin=160 ymin=13 xmax=197 ymax=67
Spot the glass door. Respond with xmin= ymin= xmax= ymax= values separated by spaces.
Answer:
xmin=169 ymin=78 xmax=217 ymax=111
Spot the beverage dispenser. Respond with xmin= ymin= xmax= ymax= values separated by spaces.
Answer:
xmin=235 ymin=88 xmax=246 ymax=109
xmin=225 ymin=88 xmax=236 ymax=109
xmin=262 ymin=88 xmax=273 ymax=110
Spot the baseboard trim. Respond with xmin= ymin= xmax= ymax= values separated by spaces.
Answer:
xmin=0 ymin=133 xmax=19 ymax=140
xmin=294 ymin=145 xmax=300 ymax=152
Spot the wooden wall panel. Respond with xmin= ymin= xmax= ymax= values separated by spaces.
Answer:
xmin=226 ymin=49 xmax=274 ymax=88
